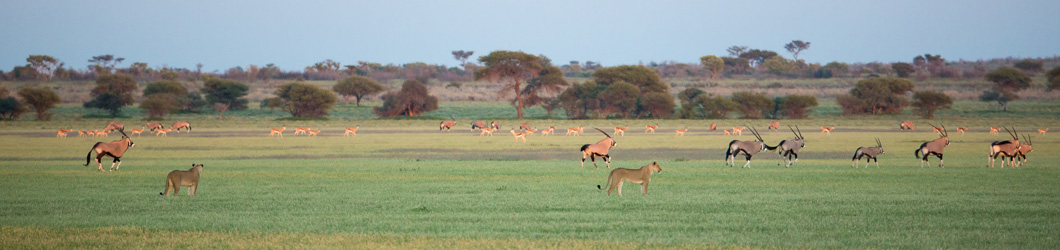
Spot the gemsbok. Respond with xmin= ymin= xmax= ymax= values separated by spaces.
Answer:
xmin=439 ymin=120 xmax=457 ymax=131
xmin=344 ymin=126 xmax=359 ymax=137
xmin=614 ymin=126 xmax=628 ymax=136
xmin=581 ymin=128 xmax=616 ymax=169
xmin=270 ymin=125 xmax=286 ymax=137
xmin=307 ymin=129 xmax=320 ymax=136
xmin=566 ymin=126 xmax=585 ymax=136
xmin=731 ymin=126 xmax=745 ymax=136
xmin=725 ymin=126 xmax=776 ymax=168
xmin=1014 ymin=135 xmax=1033 ymax=167
xmin=900 ymin=121 xmax=915 ymax=130
xmin=915 ymin=124 xmax=950 ymax=168
xmin=103 ymin=122 xmax=123 ymax=133
xmin=170 ymin=121 xmax=191 ymax=133
xmin=775 ymin=126 xmax=805 ymax=168
xmin=84 ymin=128 xmax=134 ymax=171
xmin=674 ymin=128 xmax=688 ymax=137
xmin=156 ymin=128 xmax=171 ymax=137
xmin=1039 ymin=128 xmax=1049 ymax=135
xmin=989 ymin=127 xmax=1001 ymax=135
xmin=820 ymin=126 xmax=835 ymax=135
xmin=146 ymin=122 xmax=164 ymax=131
xmin=852 ymin=138 xmax=885 ymax=168
xmin=479 ymin=127 xmax=496 ymax=136
xmin=130 ymin=127 xmax=145 ymax=137
xmin=510 ymin=129 xmax=527 ymax=143
xmin=956 ymin=127 xmax=968 ymax=135
xmin=768 ymin=120 xmax=780 ymax=131
xmin=987 ymin=127 xmax=1021 ymax=168
xmin=645 ymin=124 xmax=658 ymax=134
xmin=470 ymin=121 xmax=487 ymax=130
xmin=294 ymin=127 xmax=309 ymax=135
xmin=56 ymin=129 xmax=73 ymax=138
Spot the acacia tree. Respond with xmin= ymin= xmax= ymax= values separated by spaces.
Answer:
xmin=26 ymin=55 xmax=61 ymax=81
xmin=202 ymin=78 xmax=249 ymax=119
xmin=84 ymin=74 xmax=137 ymax=116
xmin=836 ymin=77 xmax=915 ymax=115
xmin=520 ymin=63 xmax=569 ymax=113
xmin=913 ymin=91 xmax=953 ymax=118
xmin=980 ymin=67 xmax=1031 ymax=111
xmin=451 ymin=50 xmax=474 ymax=66
xmin=784 ymin=40 xmax=811 ymax=61
xmin=140 ymin=81 xmax=188 ymax=119
xmin=333 ymin=76 xmax=385 ymax=106
xmin=17 ymin=87 xmax=60 ymax=120
xmin=476 ymin=51 xmax=544 ymax=119
xmin=892 ymin=62 xmax=915 ymax=77
xmin=276 ymin=82 xmax=338 ymax=118
xmin=88 ymin=54 xmax=124 ymax=74
xmin=374 ymin=79 xmax=438 ymax=117
xmin=597 ymin=81 xmax=639 ymax=118
xmin=700 ymin=55 xmax=724 ymax=79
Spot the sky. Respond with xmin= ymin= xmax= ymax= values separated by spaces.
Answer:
xmin=2 ymin=0 xmax=1058 ymax=72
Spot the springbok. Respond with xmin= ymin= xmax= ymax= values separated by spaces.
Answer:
xmin=915 ymin=123 xmax=950 ymax=168
xmin=96 ymin=130 xmax=109 ymax=137
xmin=852 ymin=138 xmax=885 ymax=168
xmin=439 ymin=120 xmax=457 ymax=131
xmin=566 ymin=126 xmax=585 ymax=136
xmin=479 ymin=127 xmax=496 ymax=136
xmin=170 ymin=121 xmax=191 ymax=133
xmin=86 ymin=130 xmax=96 ymax=137
xmin=775 ymin=126 xmax=805 ymax=168
xmin=900 ymin=121 xmax=915 ymax=130
xmin=78 ymin=130 xmax=87 ymax=138
xmin=732 ymin=126 xmax=745 ymax=136
xmin=525 ymin=128 xmax=538 ymax=136
xmin=294 ymin=127 xmax=309 ymax=135
xmin=470 ymin=121 xmax=487 ymax=130
xmin=723 ymin=129 xmax=732 ymax=135
xmin=510 ymin=129 xmax=527 ymax=143
xmin=931 ymin=126 xmax=944 ymax=136
xmin=103 ymin=122 xmax=123 ymax=133
xmin=344 ymin=126 xmax=360 ymax=137
xmin=581 ymin=128 xmax=616 ymax=168
xmin=645 ymin=124 xmax=658 ymax=134
xmin=520 ymin=122 xmax=531 ymax=131
xmin=1014 ymin=135 xmax=1033 ymax=167
xmin=709 ymin=123 xmax=717 ymax=131
xmin=614 ymin=126 xmax=628 ymax=136
xmin=307 ymin=129 xmax=320 ymax=136
xmin=956 ymin=127 xmax=968 ymax=135
xmin=987 ymin=127 xmax=1021 ymax=168
xmin=989 ymin=127 xmax=1001 ymax=135
xmin=820 ymin=126 xmax=835 ymax=135
xmin=146 ymin=122 xmax=164 ymax=131
xmin=540 ymin=128 xmax=552 ymax=136
xmin=130 ymin=127 xmax=145 ymax=137
xmin=156 ymin=128 xmax=172 ymax=137
xmin=725 ymin=126 xmax=776 ymax=168
xmin=768 ymin=120 xmax=780 ymax=131
xmin=675 ymin=128 xmax=688 ymax=136
xmin=56 ymin=129 xmax=73 ymax=138
xmin=1039 ymin=128 xmax=1048 ymax=135
xmin=270 ymin=125 xmax=286 ymax=137
xmin=84 ymin=128 xmax=134 ymax=171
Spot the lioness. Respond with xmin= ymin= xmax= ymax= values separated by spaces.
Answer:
xmin=160 ymin=163 xmax=204 ymax=196
xmin=597 ymin=161 xmax=662 ymax=196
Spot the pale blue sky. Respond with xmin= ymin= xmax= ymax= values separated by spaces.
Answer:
xmin=2 ymin=0 xmax=1058 ymax=72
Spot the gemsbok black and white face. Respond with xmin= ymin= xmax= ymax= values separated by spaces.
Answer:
xmin=776 ymin=125 xmax=805 ymax=168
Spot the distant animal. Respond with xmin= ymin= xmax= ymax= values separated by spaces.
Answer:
xmin=156 ymin=128 xmax=172 ymax=137
xmin=525 ymin=128 xmax=538 ymax=136
xmin=900 ymin=121 xmax=915 ymax=130
xmin=169 ymin=121 xmax=191 ymax=133
xmin=103 ymin=122 xmax=123 ymax=133
xmin=78 ymin=130 xmax=86 ymax=137
xmin=56 ymin=129 xmax=73 ymax=138
xmin=146 ymin=122 xmax=164 ymax=131
xmin=130 ymin=127 xmax=145 ymax=136
xmin=96 ymin=130 xmax=109 ymax=137
xmin=768 ymin=120 xmax=780 ymax=131
xmin=479 ymin=127 xmax=496 ymax=136
xmin=989 ymin=127 xmax=1001 ymax=135
xmin=581 ymin=128 xmax=617 ymax=169
xmin=596 ymin=161 xmax=662 ymax=196
xmin=510 ymin=129 xmax=527 ymax=143
xmin=723 ymin=129 xmax=732 ymax=135
xmin=160 ymin=163 xmax=204 ymax=196
xmin=85 ymin=130 xmax=96 ymax=137
xmin=775 ymin=126 xmax=805 ymax=168
xmin=674 ymin=128 xmax=688 ymax=136
xmin=294 ymin=127 xmax=309 ymax=135
xmin=932 ymin=126 xmax=944 ymax=136
xmin=709 ymin=123 xmax=717 ymax=131
xmin=344 ymin=126 xmax=359 ymax=137
xmin=307 ymin=129 xmax=320 ymax=136
xmin=915 ymin=123 xmax=950 ymax=168
xmin=470 ymin=121 xmax=487 ymax=130
xmin=270 ymin=125 xmax=286 ymax=137
xmin=84 ymin=128 xmax=135 ymax=171
xmin=439 ymin=120 xmax=457 ymax=131
xmin=520 ymin=122 xmax=531 ymax=131
xmin=820 ymin=126 xmax=835 ymax=135
xmin=852 ymin=138 xmax=885 ymax=168
xmin=956 ymin=127 xmax=968 ymax=135
xmin=987 ymin=127 xmax=1021 ymax=168
xmin=645 ymin=124 xmax=658 ymax=134
xmin=540 ymin=128 xmax=552 ymax=136
xmin=1039 ymin=128 xmax=1049 ymax=135
xmin=490 ymin=121 xmax=500 ymax=130
xmin=614 ymin=126 xmax=628 ymax=136
xmin=566 ymin=126 xmax=585 ymax=136
xmin=725 ymin=127 xmax=776 ymax=168
xmin=732 ymin=126 xmax=745 ymax=136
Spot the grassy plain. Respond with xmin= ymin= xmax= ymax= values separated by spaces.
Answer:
xmin=1 ymin=101 xmax=1059 ymax=249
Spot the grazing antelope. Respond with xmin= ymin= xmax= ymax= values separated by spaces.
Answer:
xmin=768 ymin=120 xmax=780 ymax=131
xmin=84 ymin=128 xmax=135 ymax=171
xmin=269 ymin=125 xmax=286 ymax=137
xmin=956 ymin=127 xmax=968 ymax=135
xmin=915 ymin=124 xmax=950 ymax=168
xmin=170 ymin=121 xmax=191 ymax=133
xmin=1014 ymin=135 xmax=1033 ymax=167
xmin=520 ymin=122 xmax=531 ymax=131
xmin=439 ymin=120 xmax=457 ymax=131
xmin=146 ymin=122 xmax=164 ymax=131
xmin=56 ymin=129 xmax=73 ymax=138
xmin=510 ymin=129 xmax=527 ymax=143
xmin=307 ymin=129 xmax=320 ymax=136
xmin=674 ymin=128 xmax=688 ymax=136
xmin=1039 ymin=128 xmax=1048 ymax=135
xmin=294 ymin=127 xmax=309 ymax=135
xmin=731 ymin=126 xmax=745 ymax=136
xmin=130 ymin=127 xmax=145 ymax=137
xmin=645 ymin=124 xmax=658 ymax=134
xmin=470 ymin=120 xmax=487 ymax=130
xmin=156 ymin=128 xmax=172 ymax=137
xmin=566 ymin=126 xmax=585 ymax=136
xmin=989 ymin=127 xmax=1001 ymax=135
xmin=820 ymin=126 xmax=835 ymax=135
xmin=490 ymin=121 xmax=500 ymax=130
xmin=723 ymin=129 xmax=732 ymax=135
xmin=852 ymin=138 xmax=885 ymax=168
xmin=775 ymin=126 xmax=805 ymax=168
xmin=725 ymin=126 xmax=776 ymax=168
xmin=987 ymin=127 xmax=1021 ymax=168
xmin=103 ymin=122 xmax=123 ymax=133
xmin=614 ymin=126 xmax=628 ymax=136
xmin=78 ymin=130 xmax=87 ymax=137
xmin=709 ymin=122 xmax=717 ymax=131
xmin=479 ymin=127 xmax=496 ymax=136
xmin=899 ymin=121 xmax=915 ymax=130
xmin=344 ymin=126 xmax=360 ymax=137
xmin=581 ymin=128 xmax=617 ymax=169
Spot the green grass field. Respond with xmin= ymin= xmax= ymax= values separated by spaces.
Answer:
xmin=2 ymin=101 xmax=1059 ymax=249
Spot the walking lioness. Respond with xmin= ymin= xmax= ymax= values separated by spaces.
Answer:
xmin=160 ymin=163 xmax=204 ymax=196
xmin=597 ymin=161 xmax=663 ymax=196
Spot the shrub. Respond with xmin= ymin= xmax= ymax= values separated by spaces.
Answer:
xmin=836 ymin=77 xmax=914 ymax=115
xmin=637 ymin=92 xmax=675 ymax=119
xmin=374 ymin=79 xmax=438 ymax=117
xmin=85 ymin=74 xmax=137 ymax=116
xmin=779 ymin=94 xmax=818 ymax=119
xmin=913 ymin=91 xmax=953 ymax=119
xmin=694 ymin=94 xmax=738 ymax=119
xmin=140 ymin=93 xmax=179 ymax=120
xmin=333 ymin=76 xmax=385 ymax=106
xmin=276 ymin=82 xmax=338 ymax=118
xmin=1046 ymin=66 xmax=1060 ymax=91
xmin=731 ymin=91 xmax=774 ymax=119
xmin=17 ymin=87 xmax=60 ymax=121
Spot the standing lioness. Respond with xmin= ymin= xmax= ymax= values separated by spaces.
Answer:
xmin=161 ymin=163 xmax=204 ymax=196
xmin=597 ymin=161 xmax=663 ymax=196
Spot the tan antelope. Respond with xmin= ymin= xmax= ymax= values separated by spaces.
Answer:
xmin=932 ymin=126 xmax=944 ymax=136
xmin=956 ymin=127 xmax=968 ymax=135
xmin=269 ymin=125 xmax=286 ymax=137
xmin=987 ymin=127 xmax=1021 ymax=168
xmin=709 ymin=122 xmax=717 ymax=131
xmin=775 ymin=126 xmax=805 ymax=168
xmin=96 ymin=130 xmax=109 ymax=137
xmin=1014 ymin=135 xmax=1033 ymax=167
xmin=820 ymin=125 xmax=835 ymax=135
xmin=510 ymin=129 xmax=527 ymax=143
xmin=130 ymin=127 xmax=145 ymax=137
xmin=520 ymin=122 xmax=531 ymax=131
xmin=439 ymin=120 xmax=457 ymax=131
xmin=78 ymin=130 xmax=87 ymax=138
xmin=768 ymin=120 xmax=780 ymax=131
xmin=470 ymin=120 xmax=487 ymax=130
xmin=307 ymin=129 xmax=320 ymax=136
xmin=645 ymin=124 xmax=658 ymax=134
xmin=86 ymin=130 xmax=97 ymax=137
xmin=732 ymin=126 xmax=745 ymax=136
xmin=525 ymin=128 xmax=538 ymax=136
xmin=540 ymin=127 xmax=552 ymax=136
xmin=915 ymin=123 xmax=950 ymax=168
xmin=852 ymin=138 xmax=885 ymax=168
xmin=566 ymin=126 xmax=585 ymax=136
xmin=674 ymin=128 xmax=688 ymax=136
xmin=989 ymin=126 xmax=1001 ymax=135
xmin=344 ymin=126 xmax=359 ymax=137
xmin=1039 ymin=128 xmax=1048 ymax=135
xmin=146 ymin=122 xmax=164 ymax=131
xmin=169 ymin=121 xmax=191 ymax=133
xmin=900 ymin=121 xmax=915 ymax=130
xmin=723 ymin=129 xmax=732 ymax=135
xmin=84 ymin=128 xmax=134 ymax=171
xmin=294 ymin=127 xmax=309 ymax=135
xmin=581 ymin=128 xmax=617 ymax=169
xmin=56 ymin=129 xmax=73 ymax=138
xmin=156 ymin=128 xmax=172 ymax=137
xmin=725 ymin=126 xmax=776 ymax=168
xmin=479 ymin=127 xmax=496 ymax=136
xmin=103 ymin=122 xmax=123 ymax=133
xmin=614 ymin=126 xmax=628 ymax=136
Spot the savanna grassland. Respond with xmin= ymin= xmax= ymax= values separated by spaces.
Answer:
xmin=2 ymin=101 xmax=1060 ymax=249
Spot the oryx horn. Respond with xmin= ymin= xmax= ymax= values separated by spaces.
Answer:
xmin=594 ymin=128 xmax=613 ymax=138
